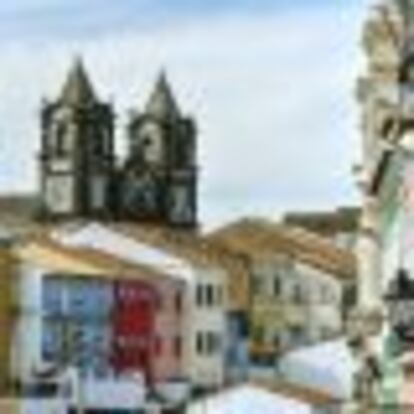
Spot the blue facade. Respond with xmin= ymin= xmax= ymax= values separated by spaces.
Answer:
xmin=43 ymin=276 xmax=114 ymax=319
xmin=42 ymin=277 xmax=65 ymax=317
xmin=67 ymin=321 xmax=112 ymax=377
xmin=41 ymin=319 xmax=63 ymax=363
xmin=41 ymin=275 xmax=114 ymax=378
xmin=226 ymin=312 xmax=250 ymax=382
xmin=66 ymin=278 xmax=113 ymax=320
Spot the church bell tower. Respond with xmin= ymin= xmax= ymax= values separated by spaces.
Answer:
xmin=122 ymin=72 xmax=198 ymax=227
xmin=39 ymin=58 xmax=115 ymax=219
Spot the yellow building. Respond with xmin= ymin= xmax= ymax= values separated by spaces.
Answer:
xmin=0 ymin=244 xmax=18 ymax=395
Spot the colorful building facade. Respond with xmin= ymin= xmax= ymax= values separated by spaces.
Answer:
xmin=52 ymin=223 xmax=231 ymax=390
xmin=11 ymin=236 xmax=185 ymax=389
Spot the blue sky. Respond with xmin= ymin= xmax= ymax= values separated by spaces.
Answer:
xmin=0 ymin=0 xmax=358 ymax=39
xmin=0 ymin=0 xmax=366 ymax=228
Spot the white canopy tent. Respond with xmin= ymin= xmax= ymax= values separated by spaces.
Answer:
xmin=186 ymin=384 xmax=313 ymax=414
xmin=279 ymin=339 xmax=356 ymax=399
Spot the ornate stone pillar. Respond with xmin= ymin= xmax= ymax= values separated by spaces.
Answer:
xmin=357 ymin=195 xmax=383 ymax=311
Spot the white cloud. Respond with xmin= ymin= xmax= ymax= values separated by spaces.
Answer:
xmin=0 ymin=3 xmax=365 ymax=227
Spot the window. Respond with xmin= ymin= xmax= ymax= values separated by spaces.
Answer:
xmin=206 ymin=285 xmax=214 ymax=306
xmin=196 ymin=332 xmax=203 ymax=355
xmin=343 ymin=284 xmax=357 ymax=308
xmin=196 ymin=284 xmax=219 ymax=307
xmin=53 ymin=123 xmax=69 ymax=155
xmin=174 ymin=337 xmax=182 ymax=358
xmin=175 ymin=292 xmax=182 ymax=313
xmin=206 ymin=332 xmax=220 ymax=355
xmin=196 ymin=285 xmax=203 ymax=306
xmin=195 ymin=332 xmax=220 ymax=355
xmin=206 ymin=333 xmax=214 ymax=354
xmin=273 ymin=277 xmax=281 ymax=297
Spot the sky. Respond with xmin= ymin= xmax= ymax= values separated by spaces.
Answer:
xmin=0 ymin=0 xmax=367 ymax=229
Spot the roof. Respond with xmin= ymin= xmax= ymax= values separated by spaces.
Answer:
xmin=0 ymin=194 xmax=41 ymax=235
xmin=283 ymin=207 xmax=360 ymax=237
xmin=15 ymin=234 xmax=178 ymax=285
xmin=59 ymin=58 xmax=97 ymax=106
xmin=0 ymin=194 xmax=37 ymax=218
xmin=144 ymin=71 xmax=180 ymax=120
xmin=53 ymin=222 xmax=195 ymax=282
xmin=111 ymin=223 xmax=250 ymax=310
xmin=251 ymin=379 xmax=341 ymax=406
xmin=208 ymin=218 xmax=356 ymax=280
xmin=50 ymin=221 xmax=249 ymax=311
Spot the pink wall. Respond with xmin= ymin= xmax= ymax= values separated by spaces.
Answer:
xmin=151 ymin=278 xmax=185 ymax=383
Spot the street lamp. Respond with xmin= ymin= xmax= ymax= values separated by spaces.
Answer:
xmin=384 ymin=268 xmax=414 ymax=347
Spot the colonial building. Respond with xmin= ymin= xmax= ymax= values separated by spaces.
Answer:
xmin=208 ymin=218 xmax=356 ymax=370
xmin=50 ymin=223 xmax=235 ymax=391
xmin=11 ymin=234 xmax=187 ymax=388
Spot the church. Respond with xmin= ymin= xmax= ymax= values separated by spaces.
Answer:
xmin=23 ymin=57 xmax=198 ymax=229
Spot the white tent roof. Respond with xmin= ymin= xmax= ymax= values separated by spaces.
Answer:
xmin=279 ymin=338 xmax=356 ymax=399
xmin=186 ymin=384 xmax=312 ymax=414
xmin=53 ymin=222 xmax=195 ymax=283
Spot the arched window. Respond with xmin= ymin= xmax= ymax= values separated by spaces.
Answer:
xmin=54 ymin=123 xmax=67 ymax=155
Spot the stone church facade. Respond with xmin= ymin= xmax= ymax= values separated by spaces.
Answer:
xmin=38 ymin=58 xmax=197 ymax=228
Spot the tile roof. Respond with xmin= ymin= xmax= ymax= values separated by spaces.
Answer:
xmin=0 ymin=194 xmax=39 ymax=234
xmin=208 ymin=218 xmax=356 ymax=280
xmin=283 ymin=207 xmax=360 ymax=236
xmin=109 ymin=223 xmax=250 ymax=310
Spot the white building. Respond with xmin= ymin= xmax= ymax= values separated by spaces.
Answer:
xmin=208 ymin=218 xmax=356 ymax=366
